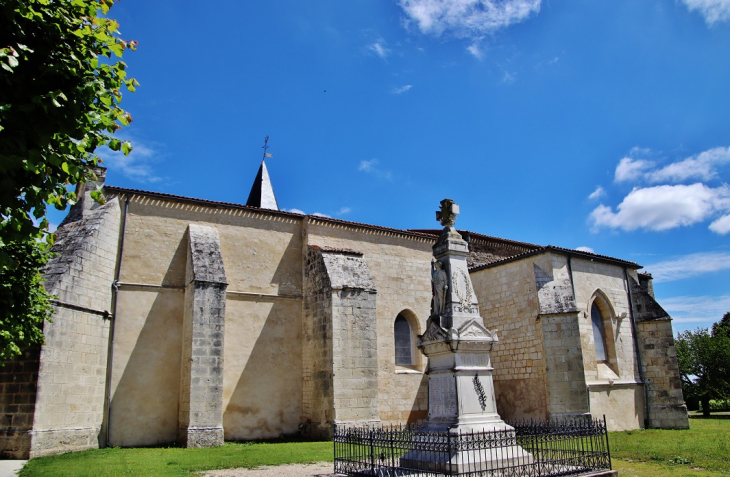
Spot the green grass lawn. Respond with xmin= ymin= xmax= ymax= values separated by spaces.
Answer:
xmin=609 ymin=417 xmax=730 ymax=476
xmin=19 ymin=418 xmax=730 ymax=477
xmin=19 ymin=440 xmax=333 ymax=477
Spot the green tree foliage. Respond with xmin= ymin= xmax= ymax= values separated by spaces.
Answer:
xmin=0 ymin=0 xmax=136 ymax=361
xmin=0 ymin=240 xmax=52 ymax=362
xmin=676 ymin=313 xmax=730 ymax=416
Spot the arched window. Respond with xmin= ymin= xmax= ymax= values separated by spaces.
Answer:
xmin=591 ymin=302 xmax=608 ymax=361
xmin=394 ymin=314 xmax=412 ymax=366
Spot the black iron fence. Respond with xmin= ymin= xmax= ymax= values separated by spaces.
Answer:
xmin=334 ymin=417 xmax=611 ymax=476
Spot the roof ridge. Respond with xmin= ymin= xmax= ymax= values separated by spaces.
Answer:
xmin=103 ymin=186 xmax=438 ymax=241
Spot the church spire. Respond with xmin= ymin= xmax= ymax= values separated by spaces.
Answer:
xmin=245 ymin=136 xmax=279 ymax=210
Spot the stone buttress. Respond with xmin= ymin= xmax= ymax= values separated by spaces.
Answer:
xmin=302 ymin=246 xmax=379 ymax=438
xmin=533 ymin=262 xmax=590 ymax=419
xmin=177 ymin=224 xmax=228 ymax=447
xmin=0 ymin=168 xmax=121 ymax=458
xmin=629 ymin=273 xmax=688 ymax=429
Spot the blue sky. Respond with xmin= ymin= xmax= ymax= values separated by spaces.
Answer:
xmin=49 ymin=0 xmax=730 ymax=333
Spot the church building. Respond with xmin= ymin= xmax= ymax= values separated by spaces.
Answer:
xmin=0 ymin=160 xmax=688 ymax=458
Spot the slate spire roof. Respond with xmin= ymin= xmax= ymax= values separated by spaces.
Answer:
xmin=245 ymin=159 xmax=279 ymax=210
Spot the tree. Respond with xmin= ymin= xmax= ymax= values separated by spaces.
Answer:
xmin=676 ymin=314 xmax=730 ymax=416
xmin=0 ymin=240 xmax=53 ymax=362
xmin=0 ymin=0 xmax=136 ymax=361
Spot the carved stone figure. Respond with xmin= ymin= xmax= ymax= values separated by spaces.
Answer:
xmin=432 ymin=260 xmax=448 ymax=316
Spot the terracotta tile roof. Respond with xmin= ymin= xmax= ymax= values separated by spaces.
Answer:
xmin=308 ymin=216 xmax=438 ymax=240
xmin=104 ymin=187 xmax=640 ymax=269
xmin=105 ymin=185 xmax=303 ymax=217
xmin=104 ymin=186 xmax=438 ymax=241
xmin=409 ymin=229 xmax=641 ymax=270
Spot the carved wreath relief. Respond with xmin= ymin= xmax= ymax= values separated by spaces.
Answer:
xmin=473 ymin=374 xmax=487 ymax=411
xmin=452 ymin=268 xmax=473 ymax=309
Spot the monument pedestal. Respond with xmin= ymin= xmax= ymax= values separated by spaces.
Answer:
xmin=400 ymin=320 xmax=533 ymax=473
xmin=401 ymin=200 xmax=531 ymax=473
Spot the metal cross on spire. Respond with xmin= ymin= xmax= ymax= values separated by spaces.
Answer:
xmin=262 ymin=135 xmax=273 ymax=161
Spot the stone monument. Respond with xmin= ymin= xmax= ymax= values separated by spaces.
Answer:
xmin=402 ymin=199 xmax=531 ymax=471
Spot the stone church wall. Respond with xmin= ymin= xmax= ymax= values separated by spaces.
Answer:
xmin=531 ymin=253 xmax=589 ymax=420
xmin=569 ymin=256 xmax=645 ymax=430
xmin=306 ymin=220 xmax=432 ymax=426
xmin=635 ymin=319 xmax=688 ymax=429
xmin=470 ymin=257 xmax=548 ymax=421
xmin=470 ymin=251 xmax=654 ymax=430
xmin=302 ymin=248 xmax=336 ymax=438
xmin=29 ymin=198 xmax=121 ymax=457
xmin=629 ymin=274 xmax=688 ymax=429
xmin=0 ymin=347 xmax=40 ymax=458
xmin=108 ymin=195 xmax=303 ymax=445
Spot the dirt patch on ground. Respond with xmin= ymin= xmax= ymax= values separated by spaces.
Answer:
xmin=200 ymin=461 xmax=343 ymax=477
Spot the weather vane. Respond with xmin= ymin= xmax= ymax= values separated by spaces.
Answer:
xmin=262 ymin=136 xmax=273 ymax=161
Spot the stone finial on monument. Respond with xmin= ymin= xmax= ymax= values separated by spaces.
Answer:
xmin=436 ymin=198 xmax=459 ymax=229
xmin=404 ymin=199 xmax=532 ymax=472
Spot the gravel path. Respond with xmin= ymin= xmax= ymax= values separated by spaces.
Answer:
xmin=200 ymin=461 xmax=343 ymax=477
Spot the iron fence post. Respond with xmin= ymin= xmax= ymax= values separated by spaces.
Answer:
xmin=604 ymin=415 xmax=612 ymax=470
xmin=447 ymin=431 xmax=453 ymax=475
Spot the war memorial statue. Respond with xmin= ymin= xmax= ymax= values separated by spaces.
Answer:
xmin=402 ymin=199 xmax=532 ymax=472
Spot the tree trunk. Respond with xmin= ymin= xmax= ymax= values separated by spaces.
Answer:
xmin=701 ymin=397 xmax=711 ymax=417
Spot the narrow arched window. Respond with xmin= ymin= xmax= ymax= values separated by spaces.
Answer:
xmin=394 ymin=314 xmax=412 ymax=366
xmin=591 ymin=302 xmax=608 ymax=361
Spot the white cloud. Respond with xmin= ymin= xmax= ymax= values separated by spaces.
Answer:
xmin=644 ymin=251 xmax=730 ymax=282
xmin=588 ymin=186 xmax=606 ymax=200
xmin=658 ymin=294 xmax=730 ymax=332
xmin=595 ymin=146 xmax=730 ymax=234
xmin=648 ymin=146 xmax=730 ymax=183
xmin=368 ymin=39 xmax=390 ymax=59
xmin=392 ymin=84 xmax=413 ymax=94
xmin=359 ymin=159 xmax=377 ymax=173
xmin=337 ymin=207 xmax=352 ymax=215
xmin=98 ymin=138 xmax=163 ymax=183
xmin=467 ymin=43 xmax=483 ymax=59
xmin=614 ymin=146 xmax=730 ymax=184
xmin=284 ymin=208 xmax=332 ymax=218
xmin=358 ymin=159 xmax=393 ymax=180
xmin=589 ymin=183 xmax=730 ymax=232
xmin=614 ymin=157 xmax=654 ymax=183
xmin=502 ymin=70 xmax=516 ymax=84
xmin=576 ymin=246 xmax=595 ymax=253
xmin=709 ymin=214 xmax=730 ymax=234
xmin=398 ymin=0 xmax=541 ymax=39
xmin=680 ymin=0 xmax=730 ymax=25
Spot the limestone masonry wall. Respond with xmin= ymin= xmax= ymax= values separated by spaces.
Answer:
xmin=636 ymin=318 xmax=689 ymax=429
xmin=30 ymin=198 xmax=121 ymax=457
xmin=307 ymin=222 xmax=432 ymax=426
xmin=326 ymin=256 xmax=379 ymax=424
xmin=469 ymin=256 xmax=547 ymax=421
xmin=177 ymin=225 xmax=228 ymax=448
xmin=0 ymin=347 xmax=40 ymax=458
xmin=570 ymin=256 xmax=645 ymax=430
xmin=628 ymin=273 xmax=687 ymax=428
xmin=15 ymin=185 xmax=688 ymax=452
xmin=110 ymin=196 xmax=303 ymax=445
xmin=570 ymin=256 xmax=639 ymax=383
xmin=108 ymin=288 xmax=183 ymax=446
xmin=302 ymin=247 xmax=335 ymax=438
